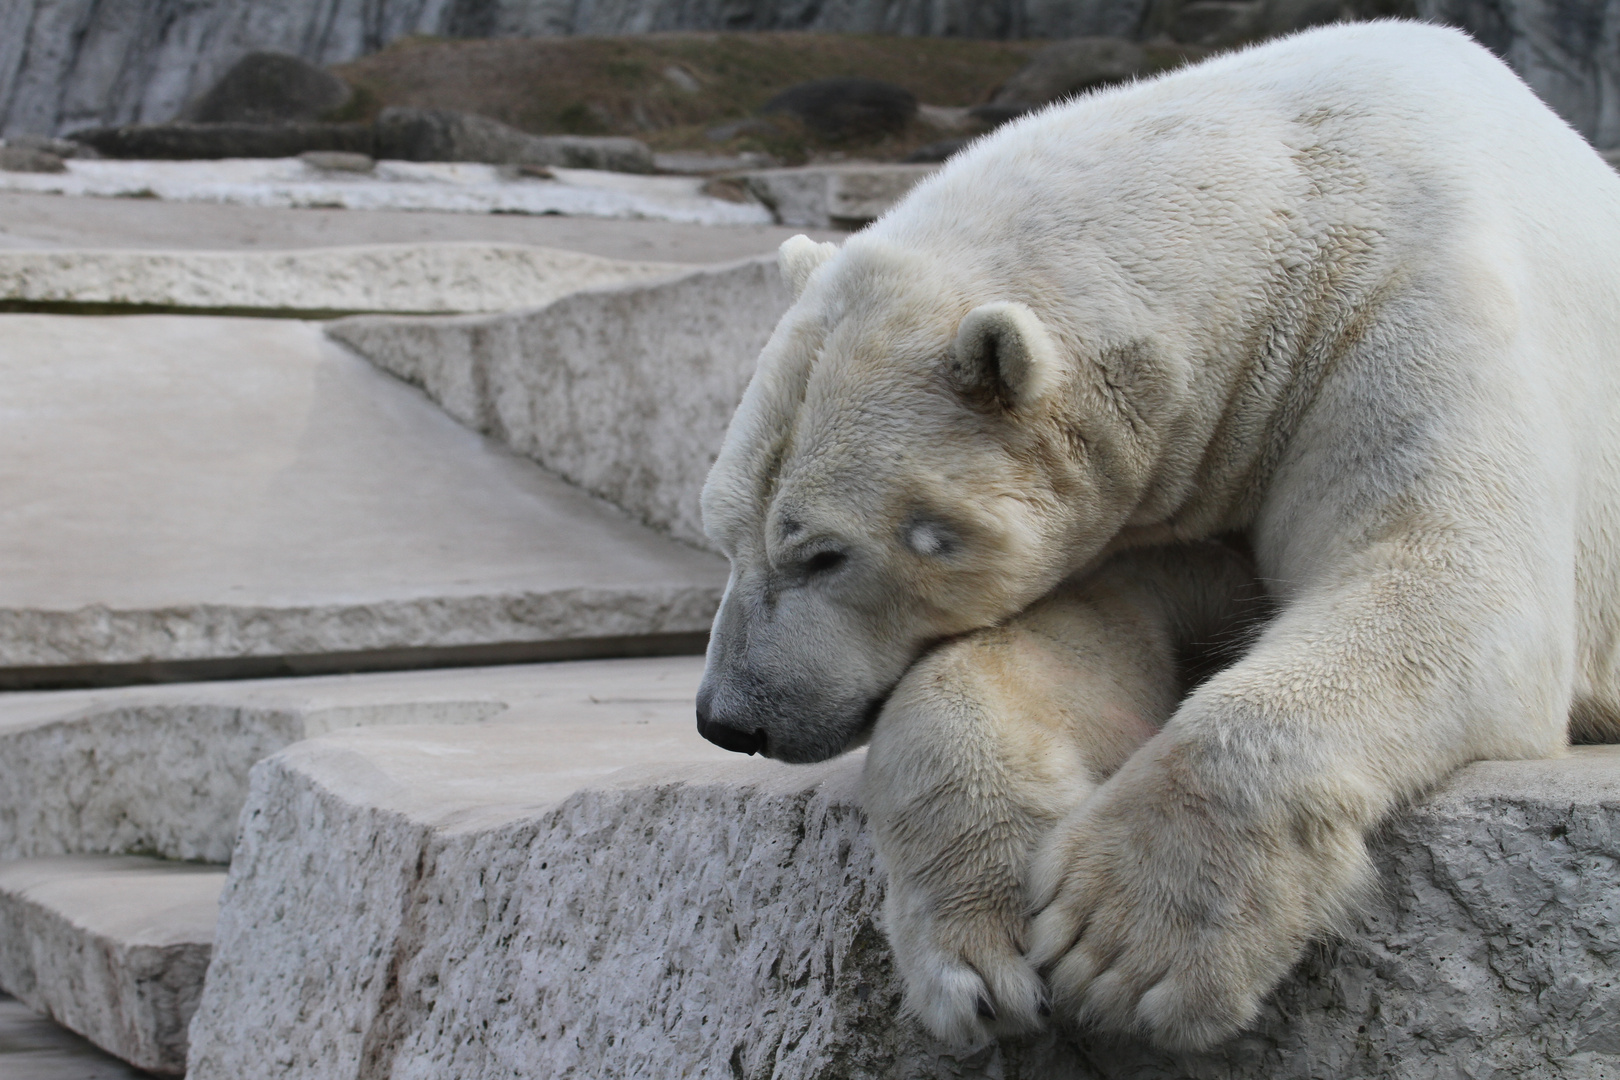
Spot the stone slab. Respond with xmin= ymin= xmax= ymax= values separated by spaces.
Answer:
xmin=740 ymin=163 xmax=937 ymax=228
xmin=188 ymin=736 xmax=1620 ymax=1079
xmin=0 ymin=191 xmax=844 ymax=261
xmin=0 ymin=655 xmax=713 ymax=864
xmin=0 ymin=242 xmax=685 ymax=316
xmin=0 ymin=991 xmax=154 ymax=1080
xmin=330 ymin=256 xmax=792 ymax=548
xmin=0 ymin=856 xmax=223 ymax=1076
xmin=0 ymin=314 xmax=725 ymax=673
xmin=0 ymin=158 xmax=774 ymax=226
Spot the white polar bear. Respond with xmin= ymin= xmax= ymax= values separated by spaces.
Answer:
xmin=696 ymin=21 xmax=1620 ymax=1050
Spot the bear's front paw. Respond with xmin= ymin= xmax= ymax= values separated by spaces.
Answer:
xmin=885 ymin=872 xmax=1049 ymax=1046
xmin=1025 ymin=740 xmax=1366 ymax=1050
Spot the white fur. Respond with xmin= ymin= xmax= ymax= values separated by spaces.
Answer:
xmin=776 ymin=234 xmax=840 ymax=300
xmin=699 ymin=21 xmax=1620 ymax=1049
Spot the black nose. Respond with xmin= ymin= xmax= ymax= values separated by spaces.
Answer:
xmin=696 ymin=694 xmax=765 ymax=755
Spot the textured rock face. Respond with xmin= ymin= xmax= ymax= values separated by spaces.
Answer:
xmin=0 ymin=856 xmax=223 ymax=1076
xmin=186 ymin=728 xmax=1620 ymax=1079
xmin=0 ymin=242 xmax=685 ymax=315
xmin=329 ymin=256 xmax=793 ymax=548
xmin=0 ymin=656 xmax=716 ymax=864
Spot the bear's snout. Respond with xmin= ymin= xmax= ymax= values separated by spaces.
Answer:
xmin=695 ymin=688 xmax=766 ymax=755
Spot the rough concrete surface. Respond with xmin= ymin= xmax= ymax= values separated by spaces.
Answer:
xmin=188 ymin=727 xmax=1620 ymax=1079
xmin=742 ymin=163 xmax=937 ymax=228
xmin=0 ymin=191 xmax=843 ymax=261
xmin=0 ymin=242 xmax=685 ymax=315
xmin=0 ymin=655 xmax=713 ymax=864
xmin=0 ymin=856 xmax=223 ymax=1076
xmin=0 ymin=991 xmax=155 ymax=1080
xmin=330 ymin=255 xmax=793 ymax=547
xmin=0 ymin=314 xmax=725 ymax=668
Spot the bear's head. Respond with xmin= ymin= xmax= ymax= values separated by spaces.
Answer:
xmin=696 ymin=234 xmax=1191 ymax=763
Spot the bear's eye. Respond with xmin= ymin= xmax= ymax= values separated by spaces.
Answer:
xmin=803 ymin=550 xmax=847 ymax=576
xmin=905 ymin=521 xmax=954 ymax=557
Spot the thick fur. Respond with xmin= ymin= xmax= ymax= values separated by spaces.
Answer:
xmin=697 ymin=22 xmax=1620 ymax=1049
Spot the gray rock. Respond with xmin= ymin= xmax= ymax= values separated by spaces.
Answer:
xmin=298 ymin=148 xmax=374 ymax=171
xmin=185 ymin=726 xmax=1620 ymax=1079
xmin=181 ymin=51 xmax=351 ymax=124
xmin=0 ymin=856 xmax=223 ymax=1076
xmin=374 ymin=106 xmax=654 ymax=172
xmin=759 ymin=78 xmax=918 ymax=142
xmin=739 ymin=162 xmax=938 ymax=228
xmin=70 ymin=120 xmax=375 ymax=160
xmin=328 ymin=256 xmax=793 ymax=549
xmin=0 ymin=146 xmax=64 ymax=173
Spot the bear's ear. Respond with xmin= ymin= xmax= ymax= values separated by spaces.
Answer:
xmin=949 ymin=301 xmax=1059 ymax=410
xmin=778 ymin=235 xmax=839 ymax=300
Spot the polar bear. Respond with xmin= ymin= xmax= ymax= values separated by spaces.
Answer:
xmin=696 ymin=21 xmax=1620 ymax=1050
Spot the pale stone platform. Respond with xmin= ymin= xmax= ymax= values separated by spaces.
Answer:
xmin=0 ymin=656 xmax=723 ymax=863
xmin=0 ymin=190 xmax=843 ymax=262
xmin=330 ymin=256 xmax=791 ymax=548
xmin=0 ymin=314 xmax=724 ymax=679
xmin=0 ymin=243 xmax=685 ymax=316
xmin=187 ymin=731 xmax=1620 ymax=1080
xmin=0 ymin=857 xmax=221 ymax=1076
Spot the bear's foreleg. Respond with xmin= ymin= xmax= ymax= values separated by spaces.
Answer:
xmin=864 ymin=540 xmax=1261 ymax=1045
xmin=1027 ymin=527 xmax=1572 ymax=1050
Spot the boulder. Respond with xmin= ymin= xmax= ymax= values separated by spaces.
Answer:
xmin=70 ymin=121 xmax=375 ymax=160
xmin=0 ymin=145 xmax=64 ymax=172
xmin=759 ymin=78 xmax=918 ymax=142
xmin=738 ymin=163 xmax=938 ymax=229
xmin=181 ymin=52 xmax=351 ymax=125
xmin=185 ymin=725 xmax=1620 ymax=1079
xmin=374 ymin=107 xmax=654 ymax=172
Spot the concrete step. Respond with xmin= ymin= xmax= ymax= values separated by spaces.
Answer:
xmin=0 ymin=856 xmax=224 ymax=1077
xmin=329 ymin=256 xmax=791 ymax=549
xmin=0 ymin=992 xmax=155 ymax=1080
xmin=0 ymin=313 xmax=725 ymax=683
xmin=0 ymin=655 xmax=717 ymax=864
xmin=0 ymin=243 xmax=686 ymax=317
xmin=184 ymin=729 xmax=1620 ymax=1079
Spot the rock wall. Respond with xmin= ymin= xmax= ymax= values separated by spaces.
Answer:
xmin=186 ymin=741 xmax=1620 ymax=1079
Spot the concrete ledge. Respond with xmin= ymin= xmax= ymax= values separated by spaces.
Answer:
xmin=0 ymin=856 xmax=223 ymax=1076
xmin=0 ymin=243 xmax=686 ymax=316
xmin=0 ymin=655 xmax=713 ymax=865
xmin=0 ymin=314 xmax=724 ymax=670
xmin=329 ymin=257 xmax=793 ymax=547
xmin=0 ymin=991 xmax=154 ymax=1079
xmin=187 ymin=722 xmax=1620 ymax=1079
